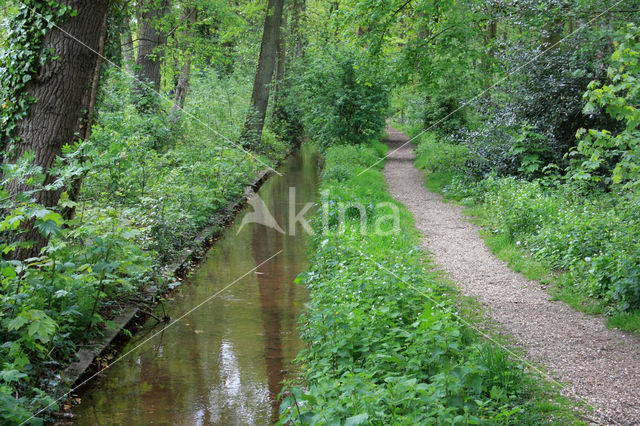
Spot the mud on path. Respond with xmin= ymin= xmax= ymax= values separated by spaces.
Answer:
xmin=383 ymin=126 xmax=640 ymax=425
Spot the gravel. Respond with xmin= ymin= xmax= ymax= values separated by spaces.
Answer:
xmin=383 ymin=126 xmax=640 ymax=425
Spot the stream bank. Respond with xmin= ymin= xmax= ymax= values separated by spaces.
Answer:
xmin=70 ymin=145 xmax=320 ymax=424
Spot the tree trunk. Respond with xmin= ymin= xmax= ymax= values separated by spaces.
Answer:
xmin=487 ymin=20 xmax=497 ymax=54
xmin=171 ymin=57 xmax=191 ymax=118
xmin=171 ymin=7 xmax=198 ymax=121
xmin=4 ymin=0 xmax=111 ymax=259
xmin=83 ymin=16 xmax=108 ymax=142
xmin=63 ymin=10 xmax=109 ymax=221
xmin=134 ymin=0 xmax=169 ymax=111
xmin=292 ymin=0 xmax=305 ymax=57
xmin=482 ymin=18 xmax=498 ymax=98
xmin=241 ymin=0 xmax=285 ymax=148
xmin=122 ymin=14 xmax=135 ymax=75
xmin=273 ymin=13 xmax=287 ymax=112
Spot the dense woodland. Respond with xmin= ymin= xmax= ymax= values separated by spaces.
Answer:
xmin=1 ymin=0 xmax=639 ymax=423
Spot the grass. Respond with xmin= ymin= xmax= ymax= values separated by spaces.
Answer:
xmin=423 ymin=170 xmax=457 ymax=194
xmin=607 ymin=311 xmax=640 ymax=333
xmin=282 ymin=137 xmax=585 ymax=424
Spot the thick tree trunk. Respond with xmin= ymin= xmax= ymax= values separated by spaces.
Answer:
xmin=4 ymin=0 xmax=111 ymax=258
xmin=64 ymin=11 xmax=109 ymax=221
xmin=122 ymin=14 xmax=135 ymax=75
xmin=171 ymin=7 xmax=198 ymax=121
xmin=241 ymin=0 xmax=285 ymax=148
xmin=134 ymin=0 xmax=169 ymax=111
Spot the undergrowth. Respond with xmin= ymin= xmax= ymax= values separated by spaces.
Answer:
xmin=280 ymin=139 xmax=580 ymax=424
xmin=0 ymin=68 xmax=291 ymax=423
xmin=395 ymin=122 xmax=640 ymax=336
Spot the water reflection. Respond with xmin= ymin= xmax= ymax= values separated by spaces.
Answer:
xmin=73 ymin=145 xmax=319 ymax=425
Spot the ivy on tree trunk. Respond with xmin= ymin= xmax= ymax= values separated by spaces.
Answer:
xmin=3 ymin=0 xmax=111 ymax=259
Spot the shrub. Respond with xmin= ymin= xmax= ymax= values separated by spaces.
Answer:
xmin=414 ymin=132 xmax=470 ymax=174
xmin=568 ymin=24 xmax=640 ymax=191
xmin=290 ymin=46 xmax=390 ymax=148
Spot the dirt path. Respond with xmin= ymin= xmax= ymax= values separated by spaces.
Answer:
xmin=383 ymin=127 xmax=640 ymax=425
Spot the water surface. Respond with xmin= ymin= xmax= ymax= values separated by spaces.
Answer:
xmin=74 ymin=145 xmax=319 ymax=425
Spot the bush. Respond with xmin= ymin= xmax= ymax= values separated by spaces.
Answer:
xmin=414 ymin=132 xmax=470 ymax=174
xmin=0 ymin=56 xmax=290 ymax=422
xmin=568 ymin=24 xmax=640 ymax=191
xmin=290 ymin=46 xmax=390 ymax=149
xmin=0 ymin=193 xmax=153 ymax=423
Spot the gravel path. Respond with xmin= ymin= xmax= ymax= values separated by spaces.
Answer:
xmin=383 ymin=126 xmax=640 ymax=425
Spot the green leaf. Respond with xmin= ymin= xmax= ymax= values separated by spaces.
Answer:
xmin=34 ymin=218 xmax=61 ymax=238
xmin=7 ymin=315 xmax=29 ymax=331
xmin=344 ymin=413 xmax=369 ymax=426
xmin=1 ymin=265 xmax=17 ymax=279
xmin=27 ymin=312 xmax=57 ymax=343
xmin=0 ymin=369 xmax=28 ymax=384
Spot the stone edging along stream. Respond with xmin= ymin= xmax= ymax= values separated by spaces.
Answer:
xmin=59 ymin=166 xmax=275 ymax=393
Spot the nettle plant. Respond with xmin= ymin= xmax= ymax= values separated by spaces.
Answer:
xmin=0 ymin=154 xmax=154 ymax=422
xmin=569 ymin=24 xmax=640 ymax=190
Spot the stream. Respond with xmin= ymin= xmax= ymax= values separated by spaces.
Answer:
xmin=73 ymin=145 xmax=320 ymax=425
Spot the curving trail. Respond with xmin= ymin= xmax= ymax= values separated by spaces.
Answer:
xmin=383 ymin=126 xmax=640 ymax=425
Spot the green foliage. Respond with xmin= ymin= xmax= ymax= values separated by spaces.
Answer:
xmin=387 ymin=1 xmax=632 ymax=182
xmin=281 ymin=142 xmax=565 ymax=424
xmin=569 ymin=24 xmax=640 ymax=189
xmin=290 ymin=46 xmax=390 ymax=148
xmin=321 ymin=143 xmax=383 ymax=182
xmin=78 ymin=67 xmax=286 ymax=260
xmin=0 ymin=1 xmax=72 ymax=154
xmin=507 ymin=124 xmax=556 ymax=180
xmin=0 ymin=13 xmax=289 ymax=421
xmin=397 ymin=21 xmax=640 ymax=316
xmin=411 ymin=123 xmax=640 ymax=315
xmin=455 ymin=175 xmax=640 ymax=311
xmin=0 ymin=181 xmax=153 ymax=422
xmin=414 ymin=131 xmax=470 ymax=175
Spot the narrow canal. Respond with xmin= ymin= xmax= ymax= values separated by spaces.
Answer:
xmin=73 ymin=145 xmax=320 ymax=424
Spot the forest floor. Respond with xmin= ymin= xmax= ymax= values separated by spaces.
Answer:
xmin=383 ymin=126 xmax=640 ymax=425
